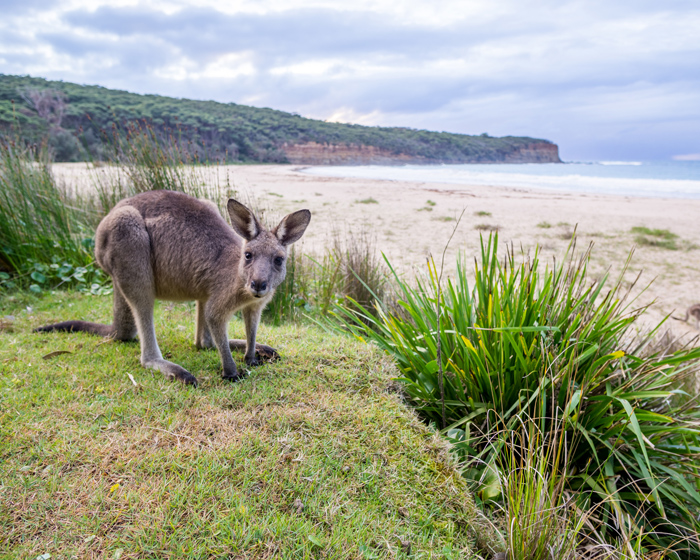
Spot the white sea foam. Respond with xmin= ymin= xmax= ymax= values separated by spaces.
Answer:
xmin=302 ymin=162 xmax=700 ymax=199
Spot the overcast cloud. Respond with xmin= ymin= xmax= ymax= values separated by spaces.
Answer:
xmin=1 ymin=0 xmax=699 ymax=160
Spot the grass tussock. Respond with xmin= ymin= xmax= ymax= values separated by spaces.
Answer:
xmin=333 ymin=235 xmax=700 ymax=556
xmin=0 ymin=140 xmax=107 ymax=293
xmin=0 ymin=293 xmax=480 ymax=559
xmin=93 ymin=120 xmax=232 ymax=217
xmin=631 ymin=226 xmax=679 ymax=250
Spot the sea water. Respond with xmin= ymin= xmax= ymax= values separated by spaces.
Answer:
xmin=302 ymin=160 xmax=700 ymax=199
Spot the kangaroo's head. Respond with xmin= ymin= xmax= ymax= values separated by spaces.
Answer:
xmin=227 ymin=199 xmax=311 ymax=299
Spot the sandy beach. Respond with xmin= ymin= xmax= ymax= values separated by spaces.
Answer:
xmin=54 ymin=163 xmax=700 ymax=338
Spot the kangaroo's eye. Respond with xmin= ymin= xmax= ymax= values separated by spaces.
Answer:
xmin=244 ymin=252 xmax=253 ymax=261
xmin=274 ymin=256 xmax=284 ymax=267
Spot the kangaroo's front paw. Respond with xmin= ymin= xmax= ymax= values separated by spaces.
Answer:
xmin=222 ymin=364 xmax=245 ymax=382
xmin=254 ymin=343 xmax=280 ymax=362
xmin=245 ymin=355 xmax=262 ymax=367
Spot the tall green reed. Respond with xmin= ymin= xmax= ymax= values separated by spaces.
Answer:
xmin=91 ymin=120 xmax=232 ymax=217
xmin=333 ymin=234 xmax=700 ymax=556
xmin=0 ymin=140 xmax=107 ymax=292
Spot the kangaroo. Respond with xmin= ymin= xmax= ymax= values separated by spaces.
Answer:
xmin=35 ymin=190 xmax=311 ymax=386
xmin=672 ymin=303 xmax=700 ymax=330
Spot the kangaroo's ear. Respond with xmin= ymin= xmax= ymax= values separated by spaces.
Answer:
xmin=274 ymin=209 xmax=311 ymax=246
xmin=227 ymin=199 xmax=262 ymax=241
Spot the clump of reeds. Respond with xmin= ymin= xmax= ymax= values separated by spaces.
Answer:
xmin=91 ymin=120 xmax=231 ymax=217
xmin=333 ymin=233 xmax=700 ymax=555
xmin=263 ymin=229 xmax=389 ymax=325
xmin=0 ymin=139 xmax=106 ymax=292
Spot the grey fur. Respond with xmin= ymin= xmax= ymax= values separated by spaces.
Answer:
xmin=35 ymin=190 xmax=311 ymax=386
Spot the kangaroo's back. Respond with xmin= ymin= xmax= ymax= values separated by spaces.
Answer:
xmin=96 ymin=190 xmax=239 ymax=301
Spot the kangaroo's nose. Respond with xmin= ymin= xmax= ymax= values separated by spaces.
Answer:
xmin=251 ymin=280 xmax=268 ymax=294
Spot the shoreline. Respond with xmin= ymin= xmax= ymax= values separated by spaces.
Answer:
xmin=298 ymin=161 xmax=700 ymax=200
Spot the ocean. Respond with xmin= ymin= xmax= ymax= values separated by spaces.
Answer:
xmin=301 ymin=160 xmax=700 ymax=199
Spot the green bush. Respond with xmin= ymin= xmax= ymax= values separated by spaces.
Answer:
xmin=333 ymin=235 xmax=700 ymax=555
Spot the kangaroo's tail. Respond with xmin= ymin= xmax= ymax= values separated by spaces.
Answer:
xmin=34 ymin=321 xmax=115 ymax=337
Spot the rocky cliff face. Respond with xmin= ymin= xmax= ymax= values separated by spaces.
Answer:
xmin=502 ymin=142 xmax=561 ymax=163
xmin=283 ymin=141 xmax=561 ymax=165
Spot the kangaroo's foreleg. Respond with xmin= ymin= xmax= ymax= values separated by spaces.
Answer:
xmin=233 ymin=305 xmax=279 ymax=366
xmin=204 ymin=299 xmax=241 ymax=381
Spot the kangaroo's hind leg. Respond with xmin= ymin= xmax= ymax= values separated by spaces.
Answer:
xmin=111 ymin=286 xmax=138 ymax=341
xmin=98 ymin=206 xmax=198 ymax=386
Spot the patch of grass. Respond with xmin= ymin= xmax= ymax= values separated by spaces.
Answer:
xmin=631 ymin=226 xmax=679 ymax=250
xmin=426 ymin=200 xmax=436 ymax=206
xmin=474 ymin=224 xmax=499 ymax=231
xmin=474 ymin=211 xmax=491 ymax=217
xmin=417 ymin=206 xmax=434 ymax=212
xmin=432 ymin=216 xmax=456 ymax=222
xmin=536 ymin=221 xmax=551 ymax=229
xmin=0 ymin=292 xmax=480 ymax=559
xmin=556 ymin=221 xmax=570 ymax=227
xmin=266 ymin=192 xmax=284 ymax=197
xmin=356 ymin=197 xmax=379 ymax=204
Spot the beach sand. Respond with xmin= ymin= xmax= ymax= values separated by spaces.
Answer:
xmin=53 ymin=163 xmax=700 ymax=339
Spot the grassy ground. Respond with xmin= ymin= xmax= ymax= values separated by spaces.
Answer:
xmin=0 ymin=291 xmax=481 ymax=559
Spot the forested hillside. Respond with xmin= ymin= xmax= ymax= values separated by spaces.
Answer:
xmin=0 ymin=74 xmax=560 ymax=164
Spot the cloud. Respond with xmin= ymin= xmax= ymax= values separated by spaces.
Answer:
xmin=0 ymin=0 xmax=699 ymax=159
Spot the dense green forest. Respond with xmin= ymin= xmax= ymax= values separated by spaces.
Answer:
xmin=0 ymin=74 xmax=559 ymax=163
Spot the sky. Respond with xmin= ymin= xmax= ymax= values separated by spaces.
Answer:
xmin=1 ymin=0 xmax=699 ymax=162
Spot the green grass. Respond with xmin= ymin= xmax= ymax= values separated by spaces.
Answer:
xmin=0 ymin=292 xmax=481 ymax=559
xmin=356 ymin=198 xmax=379 ymax=205
xmin=474 ymin=211 xmax=491 ymax=217
xmin=631 ymin=226 xmax=679 ymax=250
xmin=536 ymin=221 xmax=551 ymax=229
